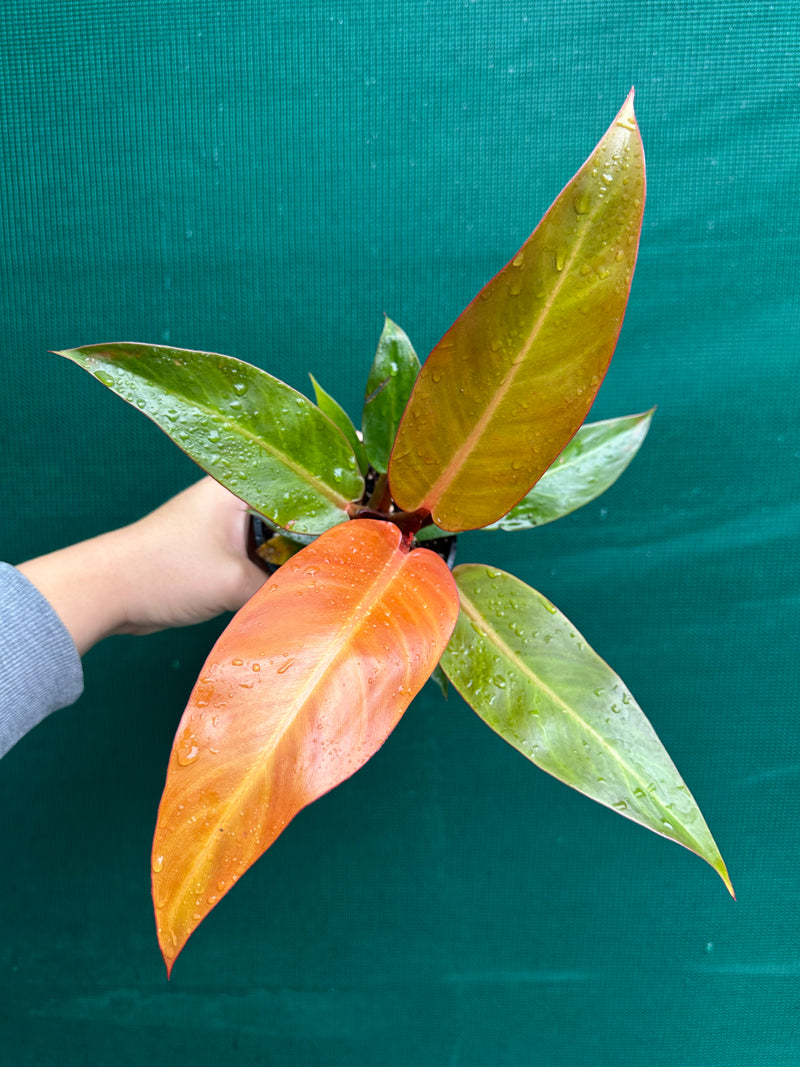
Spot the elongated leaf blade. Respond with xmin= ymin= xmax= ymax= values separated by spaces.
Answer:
xmin=485 ymin=409 xmax=654 ymax=530
xmin=309 ymin=373 xmax=370 ymax=475
xmin=152 ymin=518 xmax=459 ymax=975
xmin=362 ymin=317 xmax=421 ymax=473
xmin=389 ymin=92 xmax=646 ymax=532
xmin=58 ymin=344 xmax=363 ymax=533
xmin=439 ymin=565 xmax=733 ymax=895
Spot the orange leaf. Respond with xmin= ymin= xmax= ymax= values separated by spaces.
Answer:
xmin=151 ymin=518 xmax=459 ymax=975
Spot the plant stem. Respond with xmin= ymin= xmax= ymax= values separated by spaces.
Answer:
xmin=366 ymin=471 xmax=392 ymax=512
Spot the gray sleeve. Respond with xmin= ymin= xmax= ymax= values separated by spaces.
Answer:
xmin=0 ymin=562 xmax=84 ymax=758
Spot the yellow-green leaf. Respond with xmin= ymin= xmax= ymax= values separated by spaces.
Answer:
xmin=439 ymin=564 xmax=733 ymax=896
xmin=389 ymin=92 xmax=646 ymax=532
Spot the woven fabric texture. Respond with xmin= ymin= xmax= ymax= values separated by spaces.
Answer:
xmin=1 ymin=2 xmax=798 ymax=1063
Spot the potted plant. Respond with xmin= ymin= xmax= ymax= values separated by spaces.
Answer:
xmin=59 ymin=91 xmax=732 ymax=976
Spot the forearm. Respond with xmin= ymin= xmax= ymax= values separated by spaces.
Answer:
xmin=17 ymin=526 xmax=136 ymax=656
xmin=2 ymin=478 xmax=264 ymax=759
xmin=16 ymin=478 xmax=265 ymax=658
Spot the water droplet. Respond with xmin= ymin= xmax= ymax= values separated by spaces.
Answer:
xmin=95 ymin=370 xmax=115 ymax=387
xmin=493 ymin=675 xmax=507 ymax=689
xmin=574 ymin=192 xmax=591 ymax=215
xmin=252 ymin=662 xmax=261 ymax=672
xmin=555 ymin=250 xmax=565 ymax=271
xmin=490 ymin=339 xmax=503 ymax=352
xmin=231 ymin=658 xmax=243 ymax=666
xmin=208 ymin=429 xmax=221 ymax=442
xmin=614 ymin=249 xmax=625 ymax=262
xmin=277 ymin=657 xmax=295 ymax=674
xmin=543 ymin=601 xmax=557 ymax=615
xmin=152 ymin=854 xmax=164 ymax=873
xmin=177 ymin=729 xmax=200 ymax=766
xmin=232 ymin=381 xmax=248 ymax=395
xmin=512 ymin=251 xmax=525 ymax=267
xmin=602 ymin=171 xmax=613 ymax=183
xmin=613 ymin=800 xmax=628 ymax=811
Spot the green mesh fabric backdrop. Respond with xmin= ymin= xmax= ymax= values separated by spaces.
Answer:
xmin=1 ymin=1 xmax=798 ymax=1063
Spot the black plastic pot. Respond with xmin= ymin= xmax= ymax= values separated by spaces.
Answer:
xmin=247 ymin=515 xmax=457 ymax=576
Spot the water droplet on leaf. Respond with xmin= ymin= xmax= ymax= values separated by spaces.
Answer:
xmin=177 ymin=730 xmax=200 ymax=766
xmin=574 ymin=192 xmax=590 ymax=215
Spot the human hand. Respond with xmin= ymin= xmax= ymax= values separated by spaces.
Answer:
xmin=17 ymin=478 xmax=266 ymax=655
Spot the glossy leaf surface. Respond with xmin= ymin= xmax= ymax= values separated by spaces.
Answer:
xmin=59 ymin=343 xmax=363 ymax=533
xmin=152 ymin=519 xmax=459 ymax=975
xmin=362 ymin=317 xmax=421 ymax=473
xmin=389 ymin=92 xmax=646 ymax=532
xmin=484 ymin=409 xmax=654 ymax=530
xmin=440 ymin=565 xmax=733 ymax=895
xmin=310 ymin=373 xmax=369 ymax=475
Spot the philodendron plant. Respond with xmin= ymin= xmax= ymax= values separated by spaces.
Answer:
xmin=60 ymin=93 xmax=732 ymax=976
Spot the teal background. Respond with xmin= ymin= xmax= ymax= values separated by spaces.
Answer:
xmin=1 ymin=1 xmax=798 ymax=1063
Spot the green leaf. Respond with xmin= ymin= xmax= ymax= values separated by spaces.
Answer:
xmin=362 ymin=317 xmax=421 ymax=473
xmin=428 ymin=662 xmax=450 ymax=698
xmin=389 ymin=92 xmax=646 ymax=532
xmin=484 ymin=409 xmax=654 ymax=530
xmin=439 ymin=565 xmax=733 ymax=896
xmin=414 ymin=523 xmax=450 ymax=543
xmin=309 ymin=373 xmax=370 ymax=475
xmin=58 ymin=343 xmax=364 ymax=534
